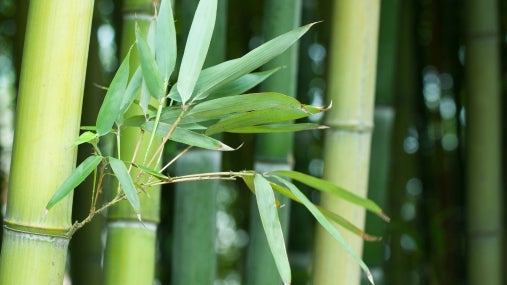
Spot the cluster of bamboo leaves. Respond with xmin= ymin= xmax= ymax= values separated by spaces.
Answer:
xmin=43 ymin=0 xmax=387 ymax=284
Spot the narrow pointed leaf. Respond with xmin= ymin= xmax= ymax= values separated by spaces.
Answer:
xmin=228 ymin=123 xmax=327 ymax=133
xmin=205 ymin=105 xmax=323 ymax=136
xmin=156 ymin=0 xmax=176 ymax=83
xmin=143 ymin=121 xmax=234 ymax=151
xmin=116 ymin=66 xmax=143 ymax=125
xmin=253 ymin=174 xmax=291 ymax=284
xmin=131 ymin=163 xmax=170 ymax=181
xmin=273 ymin=170 xmax=389 ymax=221
xmin=205 ymin=68 xmax=281 ymax=100
xmin=177 ymin=0 xmax=217 ymax=104
xmin=318 ymin=207 xmax=382 ymax=242
xmin=108 ymin=156 xmax=141 ymax=214
xmin=187 ymin=92 xmax=302 ymax=118
xmin=168 ymin=23 xmax=315 ymax=102
xmin=74 ymin=131 xmax=98 ymax=145
xmin=272 ymin=175 xmax=374 ymax=284
xmin=46 ymin=155 xmax=102 ymax=210
xmin=96 ymin=51 xmax=130 ymax=136
xmin=136 ymin=24 xmax=164 ymax=99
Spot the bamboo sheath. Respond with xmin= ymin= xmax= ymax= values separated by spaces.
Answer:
xmin=312 ymin=1 xmax=380 ymax=284
xmin=0 ymin=1 xmax=94 ymax=284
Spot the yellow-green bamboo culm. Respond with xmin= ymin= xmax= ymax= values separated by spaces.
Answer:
xmin=0 ymin=1 xmax=94 ymax=284
xmin=312 ymin=1 xmax=380 ymax=284
xmin=465 ymin=0 xmax=502 ymax=284
xmin=245 ymin=0 xmax=301 ymax=284
xmin=102 ymin=1 xmax=161 ymax=284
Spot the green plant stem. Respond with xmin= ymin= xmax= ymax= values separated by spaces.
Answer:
xmin=312 ymin=1 xmax=380 ymax=285
xmin=245 ymin=0 xmax=301 ymax=284
xmin=103 ymin=1 xmax=161 ymax=284
xmin=465 ymin=0 xmax=502 ymax=284
xmin=0 ymin=1 xmax=94 ymax=284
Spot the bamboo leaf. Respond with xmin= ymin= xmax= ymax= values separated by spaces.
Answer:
xmin=143 ymin=121 xmax=234 ymax=151
xmin=131 ymin=163 xmax=170 ymax=181
xmin=228 ymin=123 xmax=328 ymax=133
xmin=177 ymin=0 xmax=217 ymax=104
xmin=253 ymin=174 xmax=291 ymax=284
xmin=168 ymin=23 xmax=315 ymax=102
xmin=273 ymin=170 xmax=389 ymax=222
xmin=205 ymin=68 xmax=281 ymax=100
xmin=116 ymin=66 xmax=143 ymax=125
xmin=136 ymin=24 xmax=164 ymax=99
xmin=271 ymin=175 xmax=375 ymax=285
xmin=96 ymin=50 xmax=130 ymax=136
xmin=205 ymin=105 xmax=323 ymax=136
xmin=46 ymin=155 xmax=102 ymax=210
xmin=74 ymin=131 xmax=98 ymax=145
xmin=156 ymin=0 xmax=176 ymax=83
xmin=187 ymin=92 xmax=301 ymax=119
xmin=318 ymin=207 xmax=382 ymax=242
xmin=108 ymin=156 xmax=141 ymax=215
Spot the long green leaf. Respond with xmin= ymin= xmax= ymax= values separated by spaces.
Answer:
xmin=131 ymin=163 xmax=170 ymax=182
xmin=136 ymin=24 xmax=164 ymax=99
xmin=156 ymin=0 xmax=176 ymax=83
xmin=273 ymin=170 xmax=389 ymax=221
xmin=143 ymin=121 xmax=234 ymax=151
xmin=46 ymin=155 xmax=102 ymax=210
xmin=74 ymin=131 xmax=98 ymax=145
xmin=96 ymin=51 xmax=130 ymax=136
xmin=117 ymin=66 xmax=143 ymax=125
xmin=108 ymin=156 xmax=141 ymax=217
xmin=271 ymin=175 xmax=375 ymax=285
xmin=205 ymin=105 xmax=323 ymax=135
xmin=227 ymin=123 xmax=327 ymax=133
xmin=177 ymin=0 xmax=217 ymax=104
xmin=205 ymin=68 xmax=281 ymax=100
xmin=168 ymin=23 xmax=315 ymax=102
xmin=253 ymin=174 xmax=291 ymax=284
xmin=187 ymin=92 xmax=301 ymax=119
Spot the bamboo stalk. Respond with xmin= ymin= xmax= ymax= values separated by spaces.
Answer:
xmin=0 ymin=1 xmax=94 ymax=284
xmin=312 ymin=1 xmax=380 ymax=284
xmin=465 ymin=0 xmax=502 ymax=284
xmin=171 ymin=1 xmax=226 ymax=283
xmin=245 ymin=0 xmax=301 ymax=284
xmin=362 ymin=0 xmax=400 ymax=282
xmin=103 ymin=1 xmax=161 ymax=284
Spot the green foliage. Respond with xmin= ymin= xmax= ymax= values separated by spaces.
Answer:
xmin=44 ymin=0 xmax=386 ymax=283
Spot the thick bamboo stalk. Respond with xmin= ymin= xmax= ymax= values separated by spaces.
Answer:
xmin=103 ymin=1 xmax=161 ymax=284
xmin=245 ymin=0 xmax=301 ymax=284
xmin=465 ymin=0 xmax=502 ymax=284
xmin=0 ymin=1 xmax=94 ymax=284
xmin=312 ymin=1 xmax=380 ymax=284
xmin=171 ymin=1 xmax=226 ymax=283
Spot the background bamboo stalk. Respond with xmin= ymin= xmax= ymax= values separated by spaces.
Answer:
xmin=312 ymin=1 xmax=380 ymax=284
xmin=171 ymin=1 xmax=226 ymax=283
xmin=103 ymin=1 xmax=161 ymax=284
xmin=245 ymin=0 xmax=301 ymax=284
xmin=465 ymin=0 xmax=502 ymax=284
xmin=0 ymin=0 xmax=94 ymax=284
xmin=362 ymin=0 xmax=400 ymax=283
xmin=69 ymin=5 xmax=110 ymax=284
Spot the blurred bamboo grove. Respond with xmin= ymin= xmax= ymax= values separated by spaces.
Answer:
xmin=0 ymin=0 xmax=505 ymax=284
